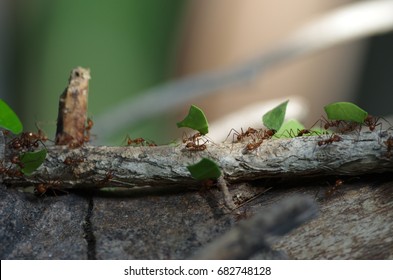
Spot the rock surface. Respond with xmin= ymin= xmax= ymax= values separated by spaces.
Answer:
xmin=1 ymin=174 xmax=393 ymax=259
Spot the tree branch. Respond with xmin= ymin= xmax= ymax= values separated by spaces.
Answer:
xmin=2 ymin=130 xmax=393 ymax=191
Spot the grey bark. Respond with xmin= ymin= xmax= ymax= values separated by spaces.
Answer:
xmin=2 ymin=131 xmax=392 ymax=190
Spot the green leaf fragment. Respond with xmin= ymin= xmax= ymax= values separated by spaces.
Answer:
xmin=187 ymin=158 xmax=221 ymax=181
xmin=176 ymin=105 xmax=209 ymax=135
xmin=324 ymin=102 xmax=368 ymax=123
xmin=0 ymin=99 xmax=23 ymax=134
xmin=20 ymin=149 xmax=47 ymax=175
xmin=262 ymin=100 xmax=289 ymax=131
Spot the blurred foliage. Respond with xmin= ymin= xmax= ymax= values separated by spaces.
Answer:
xmin=8 ymin=0 xmax=186 ymax=143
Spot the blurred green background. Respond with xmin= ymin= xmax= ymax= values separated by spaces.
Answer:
xmin=2 ymin=0 xmax=186 ymax=144
xmin=2 ymin=0 xmax=393 ymax=146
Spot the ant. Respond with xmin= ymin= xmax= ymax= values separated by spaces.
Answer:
xmin=98 ymin=171 xmax=114 ymax=185
xmin=244 ymin=138 xmax=263 ymax=153
xmin=321 ymin=116 xmax=342 ymax=131
xmin=34 ymin=181 xmax=67 ymax=196
xmin=185 ymin=140 xmax=208 ymax=151
xmin=64 ymin=156 xmax=85 ymax=165
xmin=243 ymin=128 xmax=276 ymax=153
xmin=183 ymin=132 xmax=202 ymax=144
xmin=314 ymin=179 xmax=345 ymax=201
xmin=325 ymin=179 xmax=344 ymax=198
xmin=296 ymin=129 xmax=312 ymax=137
xmin=9 ymin=129 xmax=48 ymax=151
xmin=0 ymin=161 xmax=24 ymax=178
xmin=384 ymin=136 xmax=393 ymax=158
xmin=261 ymin=129 xmax=276 ymax=139
xmin=321 ymin=116 xmax=363 ymax=134
xmin=86 ymin=117 xmax=94 ymax=132
xmin=317 ymin=134 xmax=342 ymax=146
xmin=182 ymin=132 xmax=210 ymax=152
xmin=83 ymin=117 xmax=94 ymax=143
xmin=124 ymin=135 xmax=157 ymax=147
xmin=10 ymin=155 xmax=24 ymax=169
xmin=363 ymin=114 xmax=382 ymax=132
xmin=225 ymin=127 xmax=258 ymax=143
xmin=2 ymin=129 xmax=10 ymax=136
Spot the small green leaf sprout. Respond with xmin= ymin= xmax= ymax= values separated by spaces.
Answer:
xmin=20 ymin=149 xmax=47 ymax=175
xmin=176 ymin=105 xmax=209 ymax=135
xmin=0 ymin=99 xmax=23 ymax=134
xmin=187 ymin=158 xmax=221 ymax=181
xmin=262 ymin=100 xmax=289 ymax=132
xmin=324 ymin=102 xmax=368 ymax=123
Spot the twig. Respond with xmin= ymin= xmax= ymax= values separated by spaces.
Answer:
xmin=55 ymin=67 xmax=90 ymax=146
xmin=2 ymin=130 xmax=393 ymax=190
xmin=191 ymin=195 xmax=318 ymax=259
xmin=217 ymin=175 xmax=236 ymax=210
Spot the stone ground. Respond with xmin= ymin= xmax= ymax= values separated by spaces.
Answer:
xmin=1 ymin=173 xmax=393 ymax=259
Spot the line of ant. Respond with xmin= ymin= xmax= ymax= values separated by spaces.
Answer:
xmin=8 ymin=127 xmax=49 ymax=151
xmin=244 ymin=129 xmax=276 ymax=153
xmin=124 ymin=135 xmax=157 ymax=147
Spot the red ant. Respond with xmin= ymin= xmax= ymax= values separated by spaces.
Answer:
xmin=9 ymin=129 xmax=48 ymax=151
xmin=261 ymin=129 xmax=276 ymax=139
xmin=296 ymin=129 xmax=320 ymax=137
xmin=10 ymin=155 xmax=24 ymax=169
xmin=225 ymin=127 xmax=258 ymax=143
xmin=325 ymin=179 xmax=344 ymax=198
xmin=321 ymin=116 xmax=363 ymax=134
xmin=315 ymin=179 xmax=345 ymax=201
xmin=185 ymin=140 xmax=208 ymax=151
xmin=64 ymin=156 xmax=85 ymax=166
xmin=99 ymin=171 xmax=114 ymax=185
xmin=83 ymin=117 xmax=94 ymax=143
xmin=244 ymin=138 xmax=263 ymax=153
xmin=363 ymin=114 xmax=381 ymax=132
xmin=34 ymin=180 xmax=67 ymax=196
xmin=320 ymin=116 xmax=343 ymax=131
xmin=183 ymin=132 xmax=202 ymax=144
xmin=296 ymin=129 xmax=312 ymax=137
xmin=384 ymin=136 xmax=393 ymax=158
xmin=0 ymin=161 xmax=24 ymax=178
xmin=182 ymin=132 xmax=210 ymax=152
xmin=242 ymin=129 xmax=275 ymax=153
xmin=86 ymin=117 xmax=94 ymax=132
xmin=317 ymin=134 xmax=342 ymax=146
xmin=124 ymin=135 xmax=156 ymax=147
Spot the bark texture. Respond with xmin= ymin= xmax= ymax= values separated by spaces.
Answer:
xmin=55 ymin=67 xmax=90 ymax=147
xmin=2 ymin=130 xmax=393 ymax=190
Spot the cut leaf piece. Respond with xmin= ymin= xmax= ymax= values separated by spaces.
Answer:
xmin=275 ymin=119 xmax=305 ymax=138
xmin=187 ymin=158 xmax=221 ymax=181
xmin=324 ymin=102 xmax=368 ymax=123
xmin=0 ymin=99 xmax=23 ymax=134
xmin=20 ymin=149 xmax=47 ymax=175
xmin=177 ymin=105 xmax=209 ymax=135
xmin=262 ymin=100 xmax=289 ymax=131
